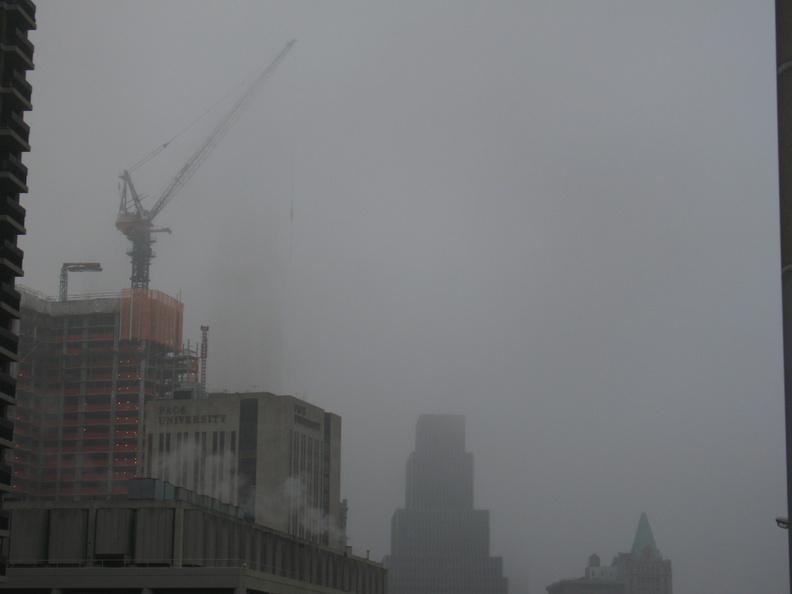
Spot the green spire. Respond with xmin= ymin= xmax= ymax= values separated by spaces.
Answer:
xmin=630 ymin=512 xmax=660 ymax=558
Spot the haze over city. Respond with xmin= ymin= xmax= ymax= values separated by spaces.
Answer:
xmin=16 ymin=2 xmax=785 ymax=592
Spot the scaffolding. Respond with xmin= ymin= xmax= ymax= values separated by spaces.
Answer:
xmin=9 ymin=287 xmax=199 ymax=500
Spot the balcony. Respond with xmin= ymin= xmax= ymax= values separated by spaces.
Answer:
xmin=85 ymin=402 xmax=111 ymax=411
xmin=0 ymin=370 xmax=15 ymax=406
xmin=0 ymin=463 xmax=12 ymax=490
xmin=84 ymin=431 xmax=109 ymax=440
xmin=87 ymin=333 xmax=114 ymax=341
xmin=0 ymin=324 xmax=17 ymax=362
xmin=0 ymin=239 xmax=22 ymax=277
xmin=0 ymin=28 xmax=33 ymax=71
xmin=0 ymin=282 xmax=20 ymax=320
xmin=0 ymin=417 xmax=13 ymax=446
xmin=10 ymin=28 xmax=32 ymax=62
xmin=0 ymin=153 xmax=27 ymax=193
xmin=0 ymin=69 xmax=31 ymax=112
xmin=84 ymin=418 xmax=109 ymax=426
xmin=0 ymin=111 xmax=29 ymax=151
xmin=0 ymin=194 xmax=25 ymax=237
xmin=0 ymin=1 xmax=36 ymax=31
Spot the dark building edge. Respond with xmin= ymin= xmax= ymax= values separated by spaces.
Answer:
xmin=0 ymin=0 xmax=35 ymax=582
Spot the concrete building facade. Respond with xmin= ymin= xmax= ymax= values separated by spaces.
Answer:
xmin=384 ymin=414 xmax=508 ymax=594
xmin=10 ymin=287 xmax=198 ymax=499
xmin=546 ymin=513 xmax=672 ymax=594
xmin=1 ymin=479 xmax=384 ymax=594
xmin=0 ymin=0 xmax=35 ymax=580
xmin=144 ymin=391 xmax=345 ymax=549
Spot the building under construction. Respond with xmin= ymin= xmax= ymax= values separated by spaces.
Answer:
xmin=9 ymin=286 xmax=200 ymax=499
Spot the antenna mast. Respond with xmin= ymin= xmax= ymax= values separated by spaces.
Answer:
xmin=200 ymin=325 xmax=209 ymax=396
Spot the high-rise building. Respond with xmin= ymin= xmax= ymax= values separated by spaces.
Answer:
xmin=144 ymin=391 xmax=346 ymax=549
xmin=384 ymin=414 xmax=508 ymax=594
xmin=0 ymin=0 xmax=35 ymax=579
xmin=10 ymin=287 xmax=198 ymax=499
xmin=545 ymin=512 xmax=672 ymax=594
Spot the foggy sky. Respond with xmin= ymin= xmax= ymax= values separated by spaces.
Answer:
xmin=19 ymin=2 xmax=784 ymax=593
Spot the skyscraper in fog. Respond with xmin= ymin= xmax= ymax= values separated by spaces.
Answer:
xmin=384 ymin=414 xmax=508 ymax=594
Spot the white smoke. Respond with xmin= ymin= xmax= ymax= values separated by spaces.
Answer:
xmin=147 ymin=442 xmax=344 ymax=545
xmin=280 ymin=472 xmax=345 ymax=546
xmin=147 ymin=438 xmax=247 ymax=510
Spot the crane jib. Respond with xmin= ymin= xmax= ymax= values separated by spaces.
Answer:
xmin=115 ymin=40 xmax=296 ymax=291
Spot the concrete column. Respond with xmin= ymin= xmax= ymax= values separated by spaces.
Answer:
xmin=85 ymin=504 xmax=96 ymax=566
xmin=173 ymin=506 xmax=184 ymax=567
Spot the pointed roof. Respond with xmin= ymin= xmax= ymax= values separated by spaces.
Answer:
xmin=630 ymin=512 xmax=660 ymax=558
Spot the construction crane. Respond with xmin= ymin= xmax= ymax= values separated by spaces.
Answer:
xmin=60 ymin=262 xmax=102 ymax=302
xmin=116 ymin=40 xmax=296 ymax=290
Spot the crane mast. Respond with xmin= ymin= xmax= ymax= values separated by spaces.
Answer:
xmin=116 ymin=40 xmax=296 ymax=290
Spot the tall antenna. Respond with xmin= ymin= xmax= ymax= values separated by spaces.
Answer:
xmin=200 ymin=325 xmax=209 ymax=397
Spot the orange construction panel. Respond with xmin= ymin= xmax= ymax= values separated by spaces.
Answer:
xmin=120 ymin=289 xmax=184 ymax=349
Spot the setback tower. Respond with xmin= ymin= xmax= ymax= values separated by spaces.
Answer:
xmin=384 ymin=414 xmax=508 ymax=594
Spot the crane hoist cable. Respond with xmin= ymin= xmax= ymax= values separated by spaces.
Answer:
xmin=127 ymin=79 xmax=248 ymax=174
xmin=116 ymin=39 xmax=296 ymax=290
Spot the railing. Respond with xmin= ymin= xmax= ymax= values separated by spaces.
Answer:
xmin=17 ymin=285 xmax=121 ymax=303
xmin=8 ymin=558 xmax=278 ymax=570
xmin=6 ymin=556 xmax=370 ymax=589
